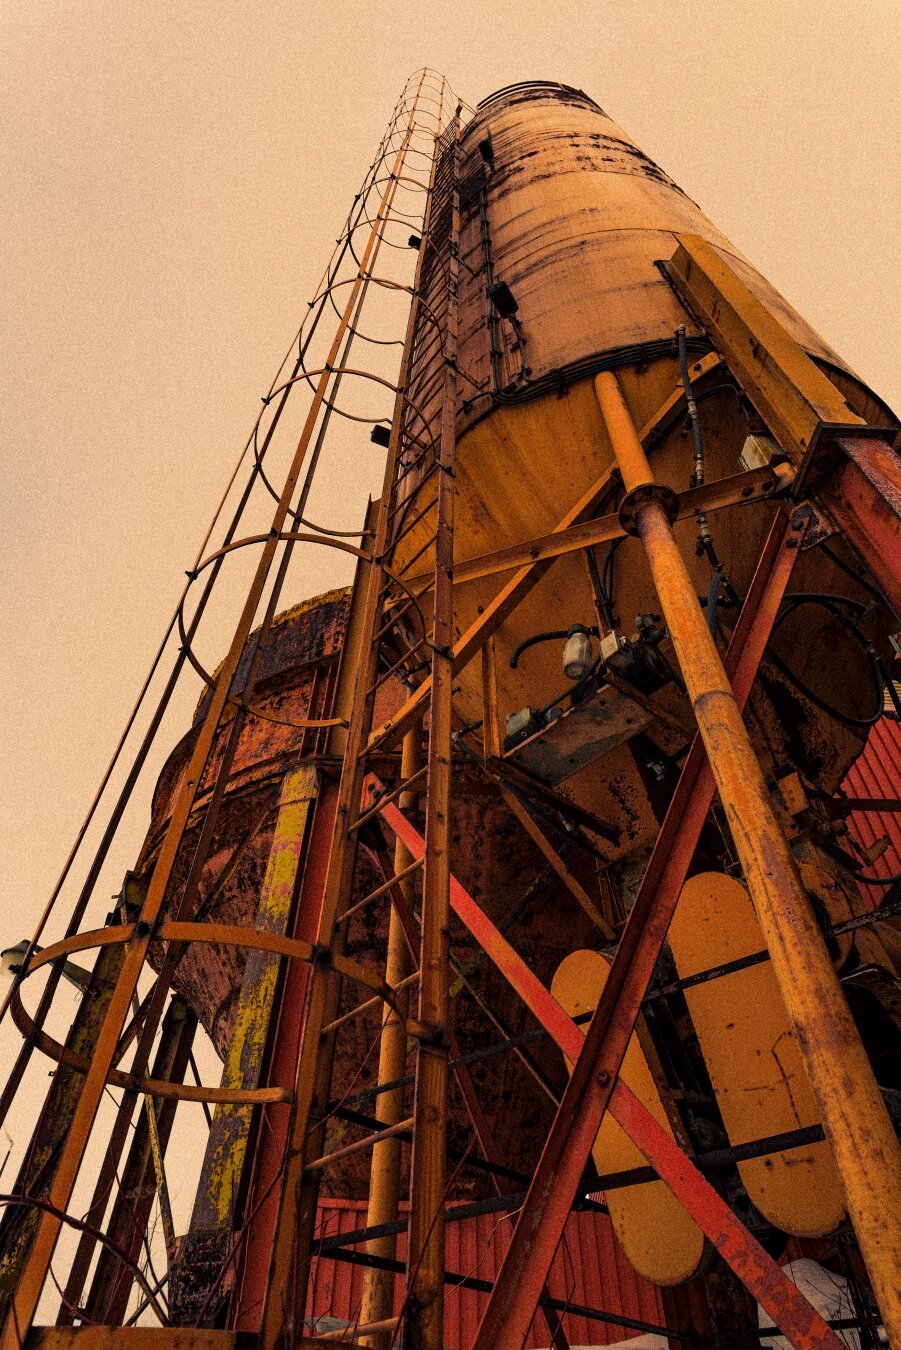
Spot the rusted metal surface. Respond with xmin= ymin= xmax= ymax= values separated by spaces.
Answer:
xmin=140 ymin=593 xmax=349 ymax=1057
xmin=257 ymin=76 xmax=449 ymax=1350
xmin=819 ymin=434 xmax=901 ymax=617
xmin=0 ymin=911 xmax=129 ymax=1319
xmin=358 ymin=731 xmax=422 ymax=1347
xmin=83 ymin=997 xmax=197 ymax=1325
xmin=664 ymin=234 xmax=901 ymax=616
xmin=5 ymin=73 xmax=901 ymax=1350
xmin=505 ymin=682 xmax=655 ymax=786
xmin=388 ymin=84 xmax=895 ymax=862
xmin=452 ymin=87 xmax=854 ymax=425
xmin=664 ymin=234 xmax=871 ymax=465
xmin=406 ymin=460 xmax=793 ymax=593
xmin=170 ymin=768 xmax=318 ymax=1327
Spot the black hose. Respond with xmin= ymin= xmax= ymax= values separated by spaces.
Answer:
xmin=676 ymin=325 xmax=704 ymax=484
xmin=819 ymin=541 xmax=888 ymax=606
xmin=767 ymin=596 xmax=885 ymax=728
xmin=602 ymin=536 xmax=625 ymax=616
xmin=586 ymin=547 xmax=615 ymax=630
xmin=509 ymin=629 xmax=572 ymax=669
xmin=533 ymin=656 xmax=605 ymax=721
xmin=706 ymin=566 xmax=725 ymax=640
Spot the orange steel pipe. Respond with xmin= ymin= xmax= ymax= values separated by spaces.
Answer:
xmin=594 ymin=369 xmax=901 ymax=1342
xmin=359 ymin=729 xmax=422 ymax=1349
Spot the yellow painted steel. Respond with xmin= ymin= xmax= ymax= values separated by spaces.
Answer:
xmin=668 ymin=873 xmax=846 ymax=1237
xmin=551 ymin=949 xmax=705 ymax=1286
xmin=193 ymin=765 xmax=318 ymax=1229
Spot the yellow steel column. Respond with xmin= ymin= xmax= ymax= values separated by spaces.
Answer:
xmin=359 ymin=728 xmax=422 ymax=1348
xmin=593 ymin=369 xmax=901 ymax=1342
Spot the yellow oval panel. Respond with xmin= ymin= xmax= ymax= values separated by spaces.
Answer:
xmin=667 ymin=872 xmax=846 ymax=1237
xmin=551 ymin=949 xmax=705 ymax=1286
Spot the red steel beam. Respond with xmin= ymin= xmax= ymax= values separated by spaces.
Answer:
xmin=817 ymin=434 xmax=901 ymax=618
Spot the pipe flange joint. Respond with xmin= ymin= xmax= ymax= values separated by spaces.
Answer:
xmin=617 ymin=482 xmax=680 ymax=536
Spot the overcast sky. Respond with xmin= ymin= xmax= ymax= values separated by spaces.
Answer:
xmin=0 ymin=0 xmax=898 ymax=1245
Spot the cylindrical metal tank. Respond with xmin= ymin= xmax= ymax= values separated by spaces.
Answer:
xmin=389 ymin=81 xmax=897 ymax=877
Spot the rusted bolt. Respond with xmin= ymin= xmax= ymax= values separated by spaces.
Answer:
xmin=787 ymin=538 xmax=799 ymax=549
xmin=596 ymin=1070 xmax=611 ymax=1086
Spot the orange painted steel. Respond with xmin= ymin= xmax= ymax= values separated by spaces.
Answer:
xmin=358 ymin=730 xmax=423 ymax=1349
xmin=822 ymin=434 xmax=901 ymax=618
xmin=594 ymin=368 xmax=901 ymax=1343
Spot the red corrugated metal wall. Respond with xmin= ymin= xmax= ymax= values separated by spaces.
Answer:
xmin=307 ymin=1200 xmax=668 ymax=1346
xmin=841 ymin=716 xmax=901 ymax=908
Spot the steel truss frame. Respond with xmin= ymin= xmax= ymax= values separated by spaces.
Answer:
xmin=2 ymin=73 xmax=900 ymax=1350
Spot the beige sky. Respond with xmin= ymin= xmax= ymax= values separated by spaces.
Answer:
xmin=0 ymin=0 xmax=898 ymax=1212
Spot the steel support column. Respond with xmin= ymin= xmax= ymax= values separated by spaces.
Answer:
xmin=358 ymin=730 xmax=422 ymax=1348
xmin=82 ymin=996 xmax=197 ymax=1325
xmin=405 ymin=112 xmax=460 ymax=1350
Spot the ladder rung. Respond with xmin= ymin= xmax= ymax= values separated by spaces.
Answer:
xmin=393 ymin=529 xmax=438 ymax=579
xmin=389 ymin=492 xmax=438 ymax=551
xmin=373 ymin=595 xmax=421 ymax=644
xmin=305 ymin=1116 xmax=414 ymax=1173
xmin=367 ymin=635 xmax=427 ymax=698
xmin=336 ymin=858 xmax=424 ymax=928
xmin=350 ymin=765 xmax=429 ymax=834
xmin=393 ymin=448 xmax=438 ymax=492
xmin=321 ymin=971 xmax=419 ymax=1035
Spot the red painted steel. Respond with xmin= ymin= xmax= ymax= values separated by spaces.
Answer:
xmin=841 ymin=717 xmax=901 ymax=904
xmin=306 ymin=1200 xmax=666 ymax=1347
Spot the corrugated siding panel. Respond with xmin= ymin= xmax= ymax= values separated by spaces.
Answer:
xmin=307 ymin=1201 xmax=668 ymax=1346
xmin=841 ymin=717 xmax=901 ymax=907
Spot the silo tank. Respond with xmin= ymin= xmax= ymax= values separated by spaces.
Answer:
xmin=390 ymin=80 xmax=897 ymax=867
